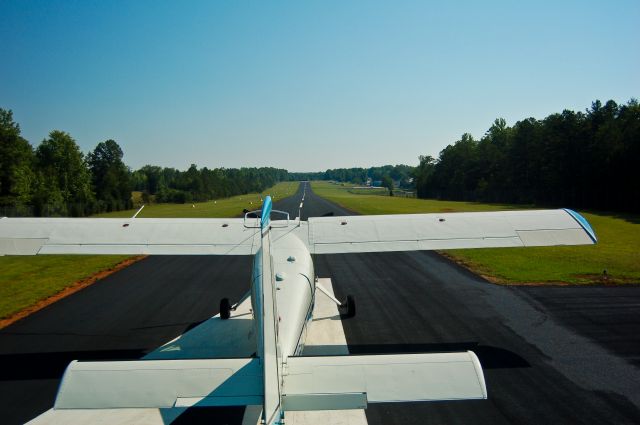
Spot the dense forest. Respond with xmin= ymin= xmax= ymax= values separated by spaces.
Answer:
xmin=131 ymin=165 xmax=288 ymax=204
xmin=414 ymin=99 xmax=640 ymax=213
xmin=0 ymin=108 xmax=288 ymax=216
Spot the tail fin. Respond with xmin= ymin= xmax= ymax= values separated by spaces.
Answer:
xmin=261 ymin=196 xmax=272 ymax=232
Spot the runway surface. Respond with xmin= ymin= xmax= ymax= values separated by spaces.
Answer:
xmin=1 ymin=182 xmax=639 ymax=424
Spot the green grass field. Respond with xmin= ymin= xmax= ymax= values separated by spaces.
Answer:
xmin=95 ymin=181 xmax=299 ymax=218
xmin=0 ymin=255 xmax=130 ymax=321
xmin=0 ymin=181 xmax=299 ymax=321
xmin=312 ymin=181 xmax=640 ymax=285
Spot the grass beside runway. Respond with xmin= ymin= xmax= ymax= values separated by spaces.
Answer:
xmin=0 ymin=181 xmax=299 ymax=322
xmin=0 ymin=255 xmax=131 ymax=323
xmin=311 ymin=181 xmax=640 ymax=285
xmin=94 ymin=181 xmax=299 ymax=218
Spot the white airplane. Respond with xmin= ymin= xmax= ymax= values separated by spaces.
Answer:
xmin=0 ymin=195 xmax=597 ymax=425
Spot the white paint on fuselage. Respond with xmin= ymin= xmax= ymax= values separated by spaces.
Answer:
xmin=251 ymin=231 xmax=315 ymax=359
xmin=241 ymin=279 xmax=367 ymax=425
xmin=270 ymin=232 xmax=315 ymax=359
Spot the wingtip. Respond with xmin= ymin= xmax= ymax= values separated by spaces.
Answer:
xmin=562 ymin=208 xmax=597 ymax=244
xmin=467 ymin=350 xmax=488 ymax=399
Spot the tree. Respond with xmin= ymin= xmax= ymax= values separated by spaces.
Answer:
xmin=414 ymin=155 xmax=436 ymax=198
xmin=414 ymin=99 xmax=640 ymax=213
xmin=88 ymin=139 xmax=132 ymax=212
xmin=34 ymin=131 xmax=93 ymax=216
xmin=0 ymin=109 xmax=35 ymax=211
xmin=381 ymin=175 xmax=394 ymax=195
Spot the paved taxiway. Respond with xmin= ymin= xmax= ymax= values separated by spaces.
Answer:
xmin=1 ymin=182 xmax=639 ymax=424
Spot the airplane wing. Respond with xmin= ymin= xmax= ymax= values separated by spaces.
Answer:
xmin=1 ymin=209 xmax=596 ymax=256
xmin=298 ymin=208 xmax=596 ymax=254
xmin=0 ymin=217 xmax=260 ymax=255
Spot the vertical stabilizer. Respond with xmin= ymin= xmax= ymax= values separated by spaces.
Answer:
xmin=261 ymin=196 xmax=272 ymax=233
xmin=258 ymin=196 xmax=283 ymax=424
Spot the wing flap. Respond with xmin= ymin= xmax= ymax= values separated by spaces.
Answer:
xmin=0 ymin=238 xmax=48 ymax=255
xmin=283 ymin=351 xmax=486 ymax=409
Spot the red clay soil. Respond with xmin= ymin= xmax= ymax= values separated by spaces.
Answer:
xmin=0 ymin=255 xmax=147 ymax=329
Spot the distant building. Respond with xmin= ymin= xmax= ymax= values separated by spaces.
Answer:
xmin=372 ymin=180 xmax=382 ymax=187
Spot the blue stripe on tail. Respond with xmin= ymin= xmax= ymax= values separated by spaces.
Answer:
xmin=261 ymin=196 xmax=272 ymax=231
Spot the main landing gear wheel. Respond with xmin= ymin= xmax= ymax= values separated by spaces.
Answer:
xmin=220 ymin=298 xmax=231 ymax=320
xmin=342 ymin=294 xmax=356 ymax=318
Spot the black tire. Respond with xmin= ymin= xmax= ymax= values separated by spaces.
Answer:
xmin=220 ymin=298 xmax=231 ymax=320
xmin=345 ymin=295 xmax=356 ymax=318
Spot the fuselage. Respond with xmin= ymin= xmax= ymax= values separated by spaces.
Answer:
xmin=250 ymin=231 xmax=315 ymax=358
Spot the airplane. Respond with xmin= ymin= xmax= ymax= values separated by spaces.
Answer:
xmin=0 ymin=194 xmax=597 ymax=424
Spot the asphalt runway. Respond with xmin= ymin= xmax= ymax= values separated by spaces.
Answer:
xmin=278 ymin=183 xmax=640 ymax=424
xmin=0 ymin=256 xmax=252 ymax=424
xmin=1 ymin=182 xmax=639 ymax=424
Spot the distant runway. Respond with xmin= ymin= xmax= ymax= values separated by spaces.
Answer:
xmin=1 ymin=182 xmax=639 ymax=424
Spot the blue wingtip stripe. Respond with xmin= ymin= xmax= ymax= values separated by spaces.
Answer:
xmin=563 ymin=208 xmax=597 ymax=243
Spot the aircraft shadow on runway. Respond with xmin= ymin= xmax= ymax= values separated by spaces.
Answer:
xmin=306 ymin=342 xmax=530 ymax=369
xmin=0 ymin=350 xmax=148 ymax=380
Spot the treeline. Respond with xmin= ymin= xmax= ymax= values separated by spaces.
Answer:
xmin=0 ymin=108 xmax=288 ymax=216
xmin=131 ymin=165 xmax=288 ymax=204
xmin=415 ymin=99 xmax=640 ymax=213
xmin=1 ymin=109 xmax=131 ymax=216
xmin=290 ymin=164 xmax=415 ymax=188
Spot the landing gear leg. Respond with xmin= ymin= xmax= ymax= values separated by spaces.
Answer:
xmin=316 ymin=280 xmax=357 ymax=319
xmin=341 ymin=294 xmax=356 ymax=318
xmin=220 ymin=298 xmax=231 ymax=320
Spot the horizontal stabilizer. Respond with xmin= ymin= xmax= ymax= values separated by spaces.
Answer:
xmin=301 ymin=209 xmax=596 ymax=254
xmin=0 ymin=218 xmax=259 ymax=255
xmin=282 ymin=351 xmax=486 ymax=409
xmin=55 ymin=358 xmax=263 ymax=409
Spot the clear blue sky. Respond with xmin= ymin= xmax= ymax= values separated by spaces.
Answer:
xmin=1 ymin=1 xmax=638 ymax=172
